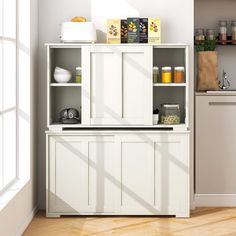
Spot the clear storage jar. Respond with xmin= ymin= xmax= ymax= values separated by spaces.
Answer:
xmin=153 ymin=66 xmax=160 ymax=83
xmin=160 ymin=104 xmax=180 ymax=125
xmin=75 ymin=67 xmax=82 ymax=83
xmin=174 ymin=67 xmax=185 ymax=83
xmin=195 ymin=29 xmax=205 ymax=41
xmin=161 ymin=66 xmax=172 ymax=83
xmin=219 ymin=21 xmax=227 ymax=44
xmin=206 ymin=29 xmax=216 ymax=41
xmin=231 ymin=21 xmax=236 ymax=44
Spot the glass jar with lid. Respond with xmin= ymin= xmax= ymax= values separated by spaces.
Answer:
xmin=153 ymin=66 xmax=160 ymax=83
xmin=206 ymin=29 xmax=216 ymax=41
xmin=160 ymin=104 xmax=180 ymax=125
xmin=161 ymin=66 xmax=172 ymax=83
xmin=219 ymin=21 xmax=227 ymax=44
xmin=195 ymin=29 xmax=205 ymax=41
xmin=75 ymin=67 xmax=82 ymax=83
xmin=174 ymin=67 xmax=185 ymax=83
xmin=231 ymin=21 xmax=236 ymax=44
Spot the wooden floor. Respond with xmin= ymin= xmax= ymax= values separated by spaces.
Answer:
xmin=23 ymin=208 xmax=236 ymax=236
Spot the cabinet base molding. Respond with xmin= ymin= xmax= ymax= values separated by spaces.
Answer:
xmin=46 ymin=212 xmax=190 ymax=218
xmin=195 ymin=194 xmax=236 ymax=207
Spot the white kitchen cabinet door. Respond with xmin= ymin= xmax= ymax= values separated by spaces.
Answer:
xmin=120 ymin=47 xmax=153 ymax=125
xmin=196 ymin=96 xmax=236 ymax=194
xmin=47 ymin=135 xmax=120 ymax=215
xmin=48 ymin=136 xmax=90 ymax=214
xmin=118 ymin=133 xmax=189 ymax=216
xmin=83 ymin=45 xmax=152 ymax=125
xmin=154 ymin=134 xmax=189 ymax=217
xmin=118 ymin=135 xmax=155 ymax=214
xmin=88 ymin=138 xmax=121 ymax=213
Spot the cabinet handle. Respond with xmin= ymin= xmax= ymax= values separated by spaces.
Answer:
xmin=208 ymin=102 xmax=236 ymax=106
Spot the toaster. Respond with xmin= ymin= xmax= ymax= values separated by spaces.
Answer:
xmin=60 ymin=22 xmax=97 ymax=43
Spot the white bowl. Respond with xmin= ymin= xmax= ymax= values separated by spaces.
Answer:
xmin=54 ymin=67 xmax=71 ymax=74
xmin=54 ymin=72 xmax=72 ymax=83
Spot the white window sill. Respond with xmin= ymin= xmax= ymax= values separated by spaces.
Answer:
xmin=0 ymin=179 xmax=29 ymax=212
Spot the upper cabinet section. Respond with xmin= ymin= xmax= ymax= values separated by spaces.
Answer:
xmin=46 ymin=44 xmax=189 ymax=130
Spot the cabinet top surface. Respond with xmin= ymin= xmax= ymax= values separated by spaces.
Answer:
xmin=45 ymin=130 xmax=190 ymax=135
xmin=45 ymin=43 xmax=190 ymax=48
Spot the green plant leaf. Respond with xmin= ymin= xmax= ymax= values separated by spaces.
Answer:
xmin=195 ymin=39 xmax=217 ymax=52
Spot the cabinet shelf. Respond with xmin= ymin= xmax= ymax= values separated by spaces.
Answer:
xmin=50 ymin=83 xmax=81 ymax=87
xmin=153 ymin=124 xmax=187 ymax=129
xmin=194 ymin=39 xmax=236 ymax=46
xmin=153 ymin=83 xmax=186 ymax=87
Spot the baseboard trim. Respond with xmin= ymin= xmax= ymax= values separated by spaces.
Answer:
xmin=15 ymin=205 xmax=38 ymax=236
xmin=195 ymin=194 xmax=236 ymax=207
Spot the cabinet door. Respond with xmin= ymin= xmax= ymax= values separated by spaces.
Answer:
xmin=196 ymin=96 xmax=236 ymax=194
xmin=48 ymin=135 xmax=120 ymax=214
xmin=48 ymin=136 xmax=89 ymax=213
xmin=118 ymin=135 xmax=155 ymax=214
xmin=154 ymin=134 xmax=189 ymax=216
xmin=84 ymin=46 xmax=122 ymax=125
xmin=83 ymin=45 xmax=152 ymax=125
xmin=118 ymin=133 xmax=189 ymax=216
xmin=120 ymin=46 xmax=153 ymax=125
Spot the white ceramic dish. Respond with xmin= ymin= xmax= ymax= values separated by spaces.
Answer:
xmin=55 ymin=67 xmax=71 ymax=74
xmin=54 ymin=72 xmax=72 ymax=83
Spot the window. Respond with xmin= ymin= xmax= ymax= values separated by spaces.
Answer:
xmin=0 ymin=0 xmax=30 ymax=194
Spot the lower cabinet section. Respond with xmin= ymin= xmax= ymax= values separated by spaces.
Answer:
xmin=46 ymin=131 xmax=190 ymax=217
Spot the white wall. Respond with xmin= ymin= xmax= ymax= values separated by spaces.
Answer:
xmin=0 ymin=0 xmax=38 ymax=235
xmin=38 ymin=0 xmax=194 ymax=209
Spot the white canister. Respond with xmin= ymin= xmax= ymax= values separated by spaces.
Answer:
xmin=153 ymin=114 xmax=159 ymax=125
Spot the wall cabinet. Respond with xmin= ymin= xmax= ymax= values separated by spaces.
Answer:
xmin=47 ymin=131 xmax=190 ymax=217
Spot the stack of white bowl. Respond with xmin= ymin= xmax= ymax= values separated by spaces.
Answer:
xmin=54 ymin=67 xmax=72 ymax=83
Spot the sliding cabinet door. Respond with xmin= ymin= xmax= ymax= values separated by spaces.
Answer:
xmin=82 ymin=45 xmax=152 ymax=126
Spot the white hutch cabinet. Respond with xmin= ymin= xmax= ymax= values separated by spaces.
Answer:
xmin=46 ymin=43 xmax=190 ymax=217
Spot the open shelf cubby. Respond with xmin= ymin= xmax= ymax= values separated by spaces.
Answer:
xmin=153 ymin=47 xmax=186 ymax=72
xmin=50 ymin=86 xmax=81 ymax=125
xmin=153 ymin=86 xmax=186 ymax=124
xmin=48 ymin=46 xmax=82 ymax=127
xmin=153 ymin=46 xmax=188 ymax=127
xmin=50 ymin=47 xmax=81 ymax=84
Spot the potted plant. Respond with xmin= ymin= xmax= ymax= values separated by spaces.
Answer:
xmin=196 ymin=40 xmax=219 ymax=91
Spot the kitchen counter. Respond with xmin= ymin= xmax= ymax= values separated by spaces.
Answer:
xmin=196 ymin=91 xmax=236 ymax=96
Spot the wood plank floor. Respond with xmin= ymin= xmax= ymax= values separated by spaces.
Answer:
xmin=23 ymin=208 xmax=236 ymax=236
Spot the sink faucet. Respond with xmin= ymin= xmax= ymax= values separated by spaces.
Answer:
xmin=219 ymin=70 xmax=230 ymax=90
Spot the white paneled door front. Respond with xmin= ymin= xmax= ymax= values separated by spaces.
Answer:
xmin=47 ymin=133 xmax=189 ymax=217
xmin=47 ymin=135 xmax=120 ymax=214
xmin=82 ymin=45 xmax=153 ymax=125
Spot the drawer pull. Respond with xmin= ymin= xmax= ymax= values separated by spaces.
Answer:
xmin=208 ymin=102 xmax=236 ymax=106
